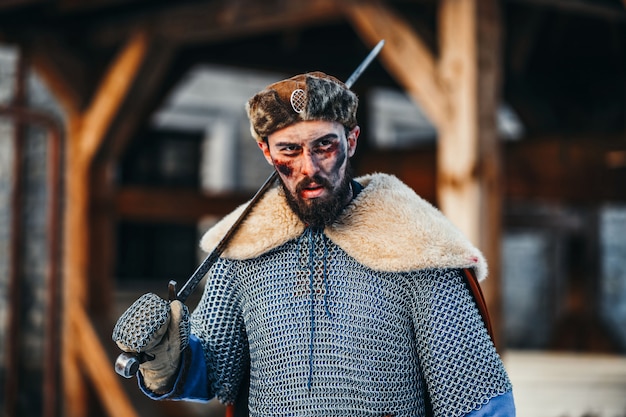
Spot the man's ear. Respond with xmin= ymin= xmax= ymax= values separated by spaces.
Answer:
xmin=347 ymin=126 xmax=360 ymax=158
xmin=258 ymin=140 xmax=275 ymax=166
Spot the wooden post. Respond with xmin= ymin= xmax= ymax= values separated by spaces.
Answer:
xmin=437 ymin=0 xmax=503 ymax=345
xmin=62 ymin=30 xmax=148 ymax=417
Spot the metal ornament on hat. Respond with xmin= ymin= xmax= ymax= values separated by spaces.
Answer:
xmin=290 ymin=88 xmax=306 ymax=113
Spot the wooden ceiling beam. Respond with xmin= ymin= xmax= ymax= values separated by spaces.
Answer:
xmin=115 ymin=188 xmax=251 ymax=224
xmin=505 ymin=136 xmax=626 ymax=203
xmin=507 ymin=0 xmax=626 ymax=21
xmin=358 ymin=135 xmax=626 ymax=205
xmin=160 ymin=0 xmax=343 ymax=44
xmin=91 ymin=0 xmax=344 ymax=47
xmin=0 ymin=0 xmax=46 ymax=10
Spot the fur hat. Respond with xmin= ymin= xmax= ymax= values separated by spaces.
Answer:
xmin=246 ymin=71 xmax=358 ymax=142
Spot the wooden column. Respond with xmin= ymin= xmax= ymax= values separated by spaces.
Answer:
xmin=437 ymin=0 xmax=503 ymax=344
xmin=61 ymin=30 xmax=148 ymax=417
xmin=346 ymin=0 xmax=504 ymax=346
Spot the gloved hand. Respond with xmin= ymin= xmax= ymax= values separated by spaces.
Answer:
xmin=112 ymin=293 xmax=190 ymax=394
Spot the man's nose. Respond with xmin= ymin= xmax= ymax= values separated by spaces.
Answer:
xmin=300 ymin=152 xmax=320 ymax=176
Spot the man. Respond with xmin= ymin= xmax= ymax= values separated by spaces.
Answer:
xmin=113 ymin=71 xmax=516 ymax=416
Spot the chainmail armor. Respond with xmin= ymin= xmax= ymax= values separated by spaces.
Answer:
xmin=189 ymin=228 xmax=511 ymax=416
xmin=113 ymin=293 xmax=190 ymax=353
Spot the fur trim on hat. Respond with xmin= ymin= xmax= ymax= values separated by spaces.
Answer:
xmin=199 ymin=173 xmax=488 ymax=281
xmin=246 ymin=71 xmax=358 ymax=142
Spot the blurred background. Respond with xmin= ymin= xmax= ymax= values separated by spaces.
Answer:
xmin=0 ymin=0 xmax=625 ymax=416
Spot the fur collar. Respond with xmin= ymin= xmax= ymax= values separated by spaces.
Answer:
xmin=199 ymin=173 xmax=487 ymax=281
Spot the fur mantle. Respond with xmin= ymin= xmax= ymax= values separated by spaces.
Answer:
xmin=199 ymin=173 xmax=487 ymax=281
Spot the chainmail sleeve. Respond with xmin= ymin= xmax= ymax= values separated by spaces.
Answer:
xmin=189 ymin=257 xmax=249 ymax=404
xmin=409 ymin=268 xmax=513 ymax=416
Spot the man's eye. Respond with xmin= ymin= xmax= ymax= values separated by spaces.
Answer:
xmin=315 ymin=140 xmax=334 ymax=151
xmin=280 ymin=146 xmax=300 ymax=154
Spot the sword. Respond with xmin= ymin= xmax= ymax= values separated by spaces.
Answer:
xmin=115 ymin=39 xmax=385 ymax=378
xmin=345 ymin=39 xmax=385 ymax=89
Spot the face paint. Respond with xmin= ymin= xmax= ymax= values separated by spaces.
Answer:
xmin=329 ymin=142 xmax=346 ymax=173
xmin=274 ymin=161 xmax=294 ymax=177
xmin=265 ymin=120 xmax=360 ymax=227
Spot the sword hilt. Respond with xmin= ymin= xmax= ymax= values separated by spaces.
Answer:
xmin=115 ymin=352 xmax=141 ymax=378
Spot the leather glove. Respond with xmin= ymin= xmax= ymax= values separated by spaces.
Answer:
xmin=112 ymin=293 xmax=190 ymax=394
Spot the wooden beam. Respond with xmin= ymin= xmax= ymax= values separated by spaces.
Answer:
xmin=91 ymin=0 xmax=343 ymax=46
xmin=162 ymin=0 xmax=343 ymax=44
xmin=114 ymin=187 xmax=250 ymax=223
xmin=0 ymin=0 xmax=45 ymax=10
xmin=63 ymin=29 xmax=149 ymax=417
xmin=357 ymin=135 xmax=626 ymax=205
xmin=507 ymin=0 xmax=626 ymax=21
xmin=344 ymin=2 xmax=449 ymax=127
xmin=357 ymin=147 xmax=437 ymax=204
xmin=505 ymin=136 xmax=626 ymax=203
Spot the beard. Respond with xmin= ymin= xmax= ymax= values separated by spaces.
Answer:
xmin=282 ymin=163 xmax=354 ymax=228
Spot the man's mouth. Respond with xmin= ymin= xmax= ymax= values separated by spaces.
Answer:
xmin=300 ymin=184 xmax=325 ymax=199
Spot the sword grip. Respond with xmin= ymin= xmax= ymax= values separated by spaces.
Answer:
xmin=168 ymin=280 xmax=178 ymax=301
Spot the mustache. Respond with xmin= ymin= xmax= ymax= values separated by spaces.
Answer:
xmin=295 ymin=175 xmax=333 ymax=194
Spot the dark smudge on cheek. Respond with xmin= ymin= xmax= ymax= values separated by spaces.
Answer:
xmin=274 ymin=160 xmax=293 ymax=177
xmin=331 ymin=143 xmax=347 ymax=172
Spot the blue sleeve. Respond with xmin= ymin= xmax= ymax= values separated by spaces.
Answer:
xmin=466 ymin=391 xmax=516 ymax=417
xmin=139 ymin=334 xmax=214 ymax=402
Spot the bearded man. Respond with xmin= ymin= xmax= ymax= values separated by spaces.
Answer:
xmin=113 ymin=72 xmax=516 ymax=416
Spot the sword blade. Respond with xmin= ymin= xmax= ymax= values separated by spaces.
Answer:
xmin=345 ymin=39 xmax=385 ymax=88
xmin=175 ymin=170 xmax=278 ymax=301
